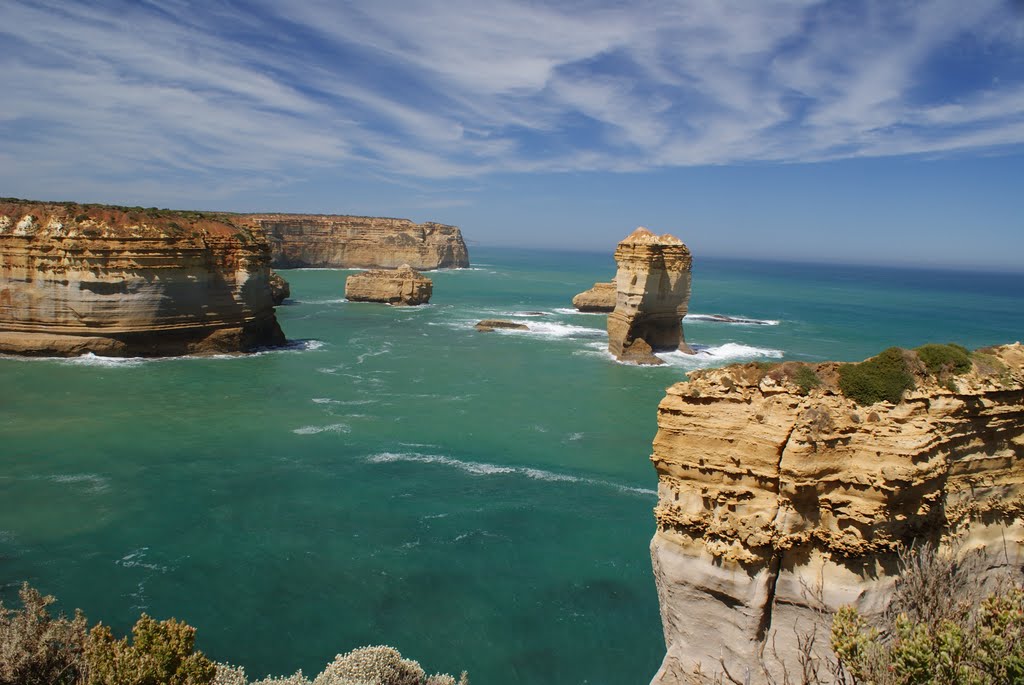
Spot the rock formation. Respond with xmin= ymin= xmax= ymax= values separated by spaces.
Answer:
xmin=607 ymin=228 xmax=693 ymax=364
xmin=344 ymin=265 xmax=432 ymax=306
xmin=648 ymin=344 xmax=1024 ymax=683
xmin=0 ymin=201 xmax=285 ymax=356
xmin=572 ymin=281 xmax=616 ymax=313
xmin=474 ymin=319 xmax=529 ymax=332
xmin=242 ymin=214 xmax=470 ymax=270
xmin=269 ymin=270 xmax=291 ymax=305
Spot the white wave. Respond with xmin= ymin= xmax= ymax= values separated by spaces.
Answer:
xmin=685 ymin=313 xmax=780 ymax=326
xmin=312 ymin=397 xmax=341 ymax=405
xmin=296 ymin=298 xmax=348 ymax=304
xmin=481 ymin=320 xmax=605 ymax=339
xmin=115 ymin=547 xmax=169 ymax=573
xmin=292 ymin=423 xmax=351 ymax=435
xmin=366 ymin=452 xmax=655 ymax=496
xmin=48 ymin=473 xmax=110 ymax=493
xmin=568 ymin=432 xmax=584 ymax=441
xmin=577 ymin=341 xmax=783 ymax=369
xmin=553 ymin=307 xmax=605 ymax=316
xmin=510 ymin=310 xmax=550 ymax=317
xmin=63 ymin=353 xmax=147 ymax=368
xmin=356 ymin=343 xmax=391 ymax=364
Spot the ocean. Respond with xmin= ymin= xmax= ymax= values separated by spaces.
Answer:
xmin=1 ymin=247 xmax=1022 ymax=684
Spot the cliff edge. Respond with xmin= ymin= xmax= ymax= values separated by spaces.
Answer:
xmin=243 ymin=214 xmax=470 ymax=270
xmin=0 ymin=201 xmax=285 ymax=357
xmin=649 ymin=343 xmax=1024 ymax=683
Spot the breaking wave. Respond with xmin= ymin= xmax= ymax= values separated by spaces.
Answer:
xmin=366 ymin=452 xmax=655 ymax=497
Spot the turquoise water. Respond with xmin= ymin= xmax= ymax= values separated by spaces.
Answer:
xmin=1 ymin=247 xmax=1022 ymax=684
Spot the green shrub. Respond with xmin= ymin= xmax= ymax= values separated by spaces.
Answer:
xmin=916 ymin=343 xmax=972 ymax=376
xmin=84 ymin=614 xmax=216 ymax=685
xmin=838 ymin=347 xmax=915 ymax=406
xmin=0 ymin=583 xmax=88 ymax=685
xmin=792 ymin=365 xmax=821 ymax=395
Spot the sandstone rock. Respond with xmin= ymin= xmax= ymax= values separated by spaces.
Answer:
xmin=344 ymin=265 xmax=432 ymax=306
xmin=648 ymin=344 xmax=1024 ymax=683
xmin=242 ymin=214 xmax=470 ymax=270
xmin=0 ymin=201 xmax=286 ymax=357
xmin=607 ymin=228 xmax=693 ymax=364
xmin=269 ymin=270 xmax=291 ymax=305
xmin=572 ymin=281 xmax=616 ymax=312
xmin=474 ymin=319 xmax=529 ymax=332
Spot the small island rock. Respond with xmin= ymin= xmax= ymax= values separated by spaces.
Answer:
xmin=269 ymin=270 xmax=291 ymax=305
xmin=572 ymin=281 xmax=616 ymax=312
xmin=344 ymin=264 xmax=433 ymax=306
xmin=474 ymin=319 xmax=529 ymax=332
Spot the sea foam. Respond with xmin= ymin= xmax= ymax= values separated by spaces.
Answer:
xmin=366 ymin=452 xmax=655 ymax=497
xmin=292 ymin=423 xmax=351 ymax=435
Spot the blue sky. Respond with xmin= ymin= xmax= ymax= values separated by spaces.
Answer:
xmin=1 ymin=0 xmax=1022 ymax=270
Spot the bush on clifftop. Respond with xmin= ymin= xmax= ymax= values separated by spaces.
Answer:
xmin=838 ymin=347 xmax=916 ymax=406
xmin=916 ymin=343 xmax=972 ymax=377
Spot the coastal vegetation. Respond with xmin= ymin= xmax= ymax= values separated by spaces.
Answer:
xmin=837 ymin=346 xmax=916 ymax=406
xmin=0 ymin=584 xmax=466 ymax=685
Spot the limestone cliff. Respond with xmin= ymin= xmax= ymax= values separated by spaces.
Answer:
xmin=344 ymin=265 xmax=432 ymax=306
xmin=649 ymin=344 xmax=1024 ymax=683
xmin=0 ymin=201 xmax=285 ymax=356
xmin=607 ymin=228 xmax=693 ymax=365
xmin=572 ymin=281 xmax=616 ymax=313
xmin=243 ymin=214 xmax=470 ymax=270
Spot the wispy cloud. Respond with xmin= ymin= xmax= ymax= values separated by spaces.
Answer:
xmin=0 ymin=0 xmax=1021 ymax=201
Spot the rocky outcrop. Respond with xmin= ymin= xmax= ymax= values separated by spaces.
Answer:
xmin=649 ymin=344 xmax=1024 ymax=683
xmin=269 ymin=270 xmax=291 ymax=305
xmin=344 ymin=265 xmax=432 ymax=306
xmin=0 ymin=201 xmax=285 ymax=356
xmin=242 ymin=214 xmax=470 ymax=270
xmin=607 ymin=228 xmax=693 ymax=364
xmin=572 ymin=281 xmax=616 ymax=312
xmin=474 ymin=319 xmax=529 ymax=332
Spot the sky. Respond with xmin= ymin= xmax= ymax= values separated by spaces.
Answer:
xmin=1 ymin=0 xmax=1023 ymax=270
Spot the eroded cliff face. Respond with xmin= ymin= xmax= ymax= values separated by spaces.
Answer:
xmin=607 ymin=228 xmax=693 ymax=365
xmin=0 ymin=202 xmax=285 ymax=356
xmin=344 ymin=265 xmax=432 ymax=306
xmin=650 ymin=344 xmax=1024 ymax=683
xmin=244 ymin=214 xmax=470 ymax=270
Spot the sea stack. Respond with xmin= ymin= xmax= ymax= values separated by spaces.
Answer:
xmin=0 ymin=201 xmax=286 ymax=357
xmin=648 ymin=344 xmax=1024 ymax=683
xmin=244 ymin=214 xmax=470 ymax=270
xmin=607 ymin=228 xmax=693 ymax=364
xmin=344 ymin=264 xmax=433 ymax=306
xmin=572 ymin=281 xmax=616 ymax=313
xmin=269 ymin=270 xmax=291 ymax=305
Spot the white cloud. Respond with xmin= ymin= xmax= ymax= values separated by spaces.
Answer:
xmin=0 ymin=0 xmax=1021 ymax=200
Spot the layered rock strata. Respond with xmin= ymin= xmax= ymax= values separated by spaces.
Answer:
xmin=243 ymin=214 xmax=470 ymax=270
xmin=607 ymin=228 xmax=693 ymax=364
xmin=0 ymin=201 xmax=285 ymax=356
xmin=572 ymin=281 xmax=616 ymax=312
xmin=344 ymin=265 xmax=432 ymax=306
xmin=649 ymin=344 xmax=1024 ymax=683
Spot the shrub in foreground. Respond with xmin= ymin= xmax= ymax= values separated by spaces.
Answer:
xmin=916 ymin=343 xmax=972 ymax=377
xmin=1 ymin=584 xmax=466 ymax=685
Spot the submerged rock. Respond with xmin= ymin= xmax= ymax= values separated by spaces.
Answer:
xmin=572 ymin=281 xmax=616 ymax=313
xmin=0 ymin=200 xmax=286 ymax=357
xmin=344 ymin=265 xmax=433 ymax=306
xmin=607 ymin=227 xmax=693 ymax=365
xmin=648 ymin=343 xmax=1024 ymax=682
xmin=474 ymin=319 xmax=529 ymax=332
